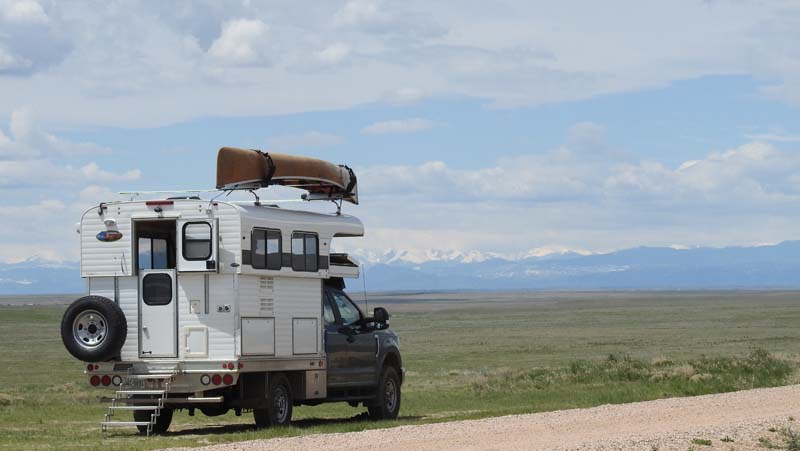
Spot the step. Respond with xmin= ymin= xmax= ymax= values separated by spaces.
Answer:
xmin=116 ymin=390 xmax=165 ymax=395
xmin=100 ymin=421 xmax=151 ymax=427
xmin=109 ymin=405 xmax=160 ymax=411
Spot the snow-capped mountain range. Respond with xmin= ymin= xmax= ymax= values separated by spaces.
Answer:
xmin=3 ymin=241 xmax=800 ymax=295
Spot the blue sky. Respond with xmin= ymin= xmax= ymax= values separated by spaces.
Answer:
xmin=1 ymin=1 xmax=799 ymax=263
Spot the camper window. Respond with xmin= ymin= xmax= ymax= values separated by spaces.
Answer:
xmin=182 ymin=222 xmax=212 ymax=260
xmin=252 ymin=228 xmax=282 ymax=270
xmin=291 ymin=232 xmax=318 ymax=272
xmin=142 ymin=273 xmax=172 ymax=306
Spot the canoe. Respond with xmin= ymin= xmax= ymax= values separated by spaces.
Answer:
xmin=216 ymin=147 xmax=358 ymax=204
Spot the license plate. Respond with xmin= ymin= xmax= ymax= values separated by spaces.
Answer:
xmin=126 ymin=378 xmax=146 ymax=389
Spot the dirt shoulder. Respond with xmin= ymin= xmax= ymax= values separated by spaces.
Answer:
xmin=162 ymin=385 xmax=800 ymax=451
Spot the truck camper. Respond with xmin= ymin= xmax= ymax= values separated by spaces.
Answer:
xmin=60 ymin=147 xmax=403 ymax=435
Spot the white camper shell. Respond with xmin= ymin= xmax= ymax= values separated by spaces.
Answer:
xmin=79 ymin=198 xmax=362 ymax=388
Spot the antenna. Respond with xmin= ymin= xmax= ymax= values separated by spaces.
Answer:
xmin=362 ymin=264 xmax=369 ymax=314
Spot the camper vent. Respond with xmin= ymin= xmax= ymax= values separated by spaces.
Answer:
xmin=259 ymin=276 xmax=274 ymax=291
xmin=259 ymin=297 xmax=275 ymax=313
xmin=259 ymin=276 xmax=275 ymax=314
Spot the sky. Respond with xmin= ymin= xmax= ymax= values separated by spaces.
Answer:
xmin=1 ymin=0 xmax=800 ymax=263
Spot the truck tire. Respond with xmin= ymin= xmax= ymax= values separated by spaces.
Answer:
xmin=254 ymin=373 xmax=293 ymax=428
xmin=134 ymin=407 xmax=173 ymax=435
xmin=61 ymin=296 xmax=127 ymax=362
xmin=368 ymin=366 xmax=401 ymax=420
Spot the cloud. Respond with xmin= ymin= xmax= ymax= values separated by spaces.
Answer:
xmin=0 ymin=0 xmax=48 ymax=24
xmin=80 ymin=162 xmax=141 ymax=182
xmin=208 ymin=18 xmax=269 ymax=66
xmin=0 ymin=2 xmax=796 ymax=126
xmin=362 ymin=118 xmax=435 ymax=135
xmin=0 ymin=107 xmax=110 ymax=160
xmin=268 ymin=131 xmax=343 ymax=151
xmin=315 ymin=43 xmax=350 ymax=65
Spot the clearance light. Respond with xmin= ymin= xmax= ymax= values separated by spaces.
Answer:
xmin=87 ymin=364 xmax=94 ymax=372
xmin=90 ymin=376 xmax=101 ymax=386
xmin=211 ymin=374 xmax=222 ymax=385
xmin=145 ymin=200 xmax=174 ymax=206
xmin=222 ymin=374 xmax=233 ymax=385
xmin=200 ymin=374 xmax=211 ymax=385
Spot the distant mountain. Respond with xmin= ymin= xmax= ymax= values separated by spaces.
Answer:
xmin=0 ymin=258 xmax=83 ymax=295
xmin=3 ymin=242 xmax=800 ymax=295
xmin=352 ymin=241 xmax=800 ymax=291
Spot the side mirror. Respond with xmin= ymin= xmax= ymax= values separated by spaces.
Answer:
xmin=374 ymin=307 xmax=389 ymax=324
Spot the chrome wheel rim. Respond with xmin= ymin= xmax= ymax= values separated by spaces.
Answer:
xmin=273 ymin=386 xmax=289 ymax=423
xmin=384 ymin=378 xmax=397 ymax=412
xmin=73 ymin=310 xmax=107 ymax=348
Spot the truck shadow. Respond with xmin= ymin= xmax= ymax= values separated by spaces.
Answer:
xmin=165 ymin=414 xmax=422 ymax=436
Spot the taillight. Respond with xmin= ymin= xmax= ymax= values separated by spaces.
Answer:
xmin=101 ymin=375 xmax=111 ymax=386
xmin=211 ymin=374 xmax=222 ymax=385
xmin=90 ymin=375 xmax=101 ymax=386
xmin=145 ymin=200 xmax=173 ymax=206
xmin=222 ymin=374 xmax=233 ymax=385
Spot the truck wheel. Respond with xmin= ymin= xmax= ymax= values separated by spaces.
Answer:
xmin=60 ymin=296 xmax=127 ymax=362
xmin=368 ymin=366 xmax=401 ymax=420
xmin=134 ymin=407 xmax=173 ymax=435
xmin=254 ymin=374 xmax=293 ymax=428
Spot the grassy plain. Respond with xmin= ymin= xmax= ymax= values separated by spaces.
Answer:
xmin=1 ymin=291 xmax=800 ymax=450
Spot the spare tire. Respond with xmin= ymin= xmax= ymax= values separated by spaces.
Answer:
xmin=61 ymin=295 xmax=127 ymax=362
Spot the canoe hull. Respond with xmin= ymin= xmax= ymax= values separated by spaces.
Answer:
xmin=216 ymin=147 xmax=358 ymax=204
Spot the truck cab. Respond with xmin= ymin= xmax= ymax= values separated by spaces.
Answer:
xmin=322 ymin=280 xmax=403 ymax=419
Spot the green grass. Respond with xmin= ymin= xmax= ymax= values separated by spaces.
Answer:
xmin=2 ymin=291 xmax=800 ymax=450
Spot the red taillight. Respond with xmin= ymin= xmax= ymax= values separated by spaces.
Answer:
xmin=211 ymin=374 xmax=222 ymax=385
xmin=145 ymin=200 xmax=173 ymax=206
xmin=90 ymin=375 xmax=101 ymax=386
xmin=222 ymin=374 xmax=233 ymax=385
xmin=101 ymin=375 xmax=111 ymax=386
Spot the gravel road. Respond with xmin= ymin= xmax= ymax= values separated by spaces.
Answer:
xmin=163 ymin=385 xmax=800 ymax=451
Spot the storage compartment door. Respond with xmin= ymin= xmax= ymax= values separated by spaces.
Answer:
xmin=177 ymin=219 xmax=218 ymax=272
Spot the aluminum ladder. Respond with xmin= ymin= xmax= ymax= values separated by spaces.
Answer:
xmin=100 ymin=370 xmax=175 ymax=436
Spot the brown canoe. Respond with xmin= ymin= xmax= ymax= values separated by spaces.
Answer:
xmin=216 ymin=147 xmax=358 ymax=204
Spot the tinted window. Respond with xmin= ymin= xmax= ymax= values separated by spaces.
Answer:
xmin=252 ymin=228 xmax=282 ymax=270
xmin=183 ymin=222 xmax=212 ymax=260
xmin=143 ymin=273 xmax=172 ymax=306
xmin=330 ymin=291 xmax=361 ymax=325
xmin=291 ymin=232 xmax=318 ymax=272
xmin=323 ymin=295 xmax=336 ymax=325
xmin=139 ymin=238 xmax=168 ymax=270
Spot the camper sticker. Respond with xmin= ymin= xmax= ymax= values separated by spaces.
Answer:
xmin=96 ymin=230 xmax=123 ymax=242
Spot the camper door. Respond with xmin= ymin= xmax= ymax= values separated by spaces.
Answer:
xmin=177 ymin=219 xmax=218 ymax=272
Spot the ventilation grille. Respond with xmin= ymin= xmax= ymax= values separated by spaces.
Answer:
xmin=259 ymin=276 xmax=274 ymax=314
